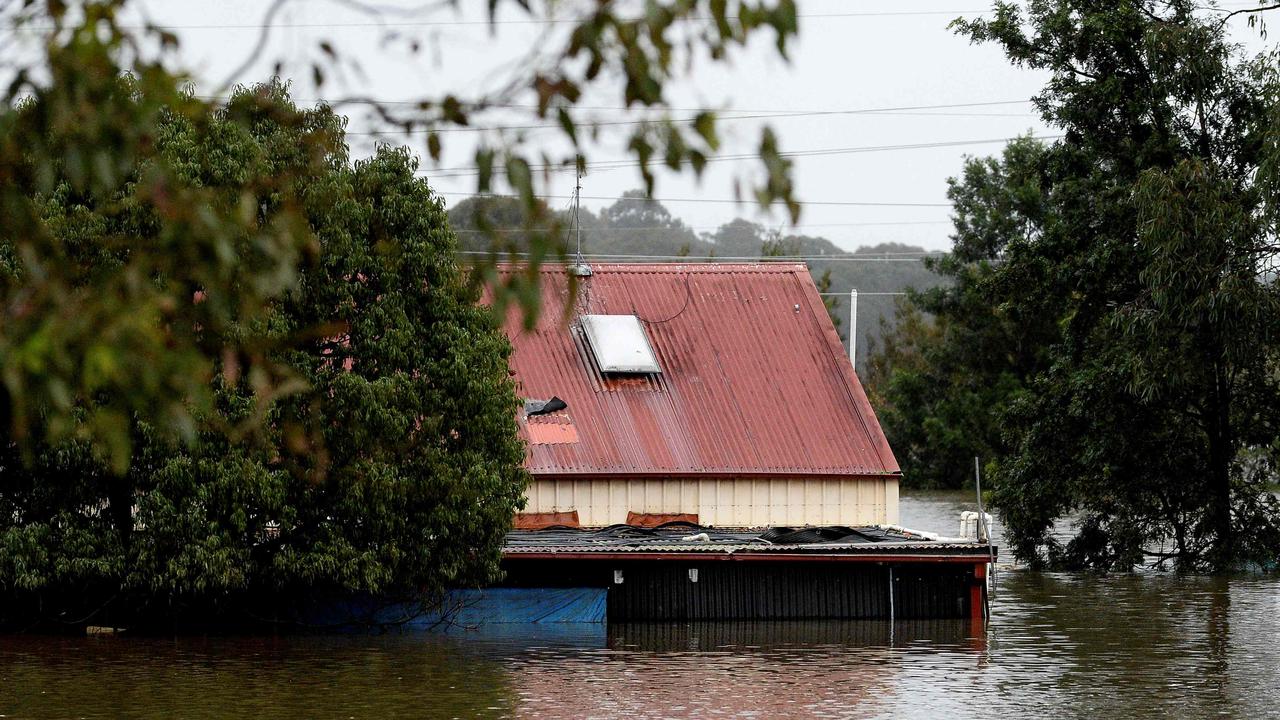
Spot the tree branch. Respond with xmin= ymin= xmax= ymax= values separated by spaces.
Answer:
xmin=215 ymin=0 xmax=291 ymax=95
xmin=1066 ymin=62 xmax=1101 ymax=81
xmin=1216 ymin=2 xmax=1280 ymax=30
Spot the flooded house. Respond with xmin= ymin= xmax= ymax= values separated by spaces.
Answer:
xmin=473 ymin=262 xmax=996 ymax=624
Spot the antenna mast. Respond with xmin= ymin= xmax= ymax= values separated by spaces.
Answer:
xmin=569 ymin=165 xmax=592 ymax=276
xmin=574 ymin=168 xmax=583 ymax=261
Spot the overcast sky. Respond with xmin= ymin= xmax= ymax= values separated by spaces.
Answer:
xmin=73 ymin=1 xmax=1280 ymax=251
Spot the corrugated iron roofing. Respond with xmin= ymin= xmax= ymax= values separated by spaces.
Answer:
xmin=497 ymin=263 xmax=900 ymax=478
xmin=500 ymin=525 xmax=969 ymax=554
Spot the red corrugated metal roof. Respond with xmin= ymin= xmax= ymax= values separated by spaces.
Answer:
xmin=497 ymin=263 xmax=900 ymax=478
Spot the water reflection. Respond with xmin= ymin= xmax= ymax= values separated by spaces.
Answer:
xmin=3 ymin=494 xmax=1278 ymax=719
xmin=608 ymin=619 xmax=977 ymax=650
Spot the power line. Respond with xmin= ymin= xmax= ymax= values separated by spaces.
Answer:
xmin=96 ymin=10 xmax=999 ymax=31
xmin=456 ymin=251 xmax=943 ymax=262
xmin=458 ymin=244 xmax=943 ymax=256
xmin=349 ymin=109 xmax=1036 ymax=135
xmin=344 ymin=101 xmax=1039 ymax=136
xmin=200 ymin=95 xmax=1033 ymax=116
xmin=820 ymin=291 xmax=908 ymax=296
xmin=101 ymin=0 xmax=1263 ymax=30
xmin=452 ymin=220 xmax=952 ymax=233
xmin=419 ymin=134 xmax=1062 ymax=178
xmin=438 ymin=191 xmax=952 ymax=208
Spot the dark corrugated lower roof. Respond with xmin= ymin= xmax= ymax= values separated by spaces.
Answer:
xmin=503 ymin=523 xmax=994 ymax=557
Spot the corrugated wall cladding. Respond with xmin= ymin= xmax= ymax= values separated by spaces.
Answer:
xmin=522 ymin=477 xmax=900 ymax=527
xmin=502 ymin=560 xmax=975 ymax=621
xmin=496 ymin=264 xmax=900 ymax=478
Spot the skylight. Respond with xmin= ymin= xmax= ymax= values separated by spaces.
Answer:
xmin=580 ymin=314 xmax=661 ymax=373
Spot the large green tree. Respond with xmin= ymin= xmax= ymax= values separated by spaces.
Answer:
xmin=0 ymin=85 xmax=527 ymax=628
xmin=867 ymin=137 xmax=1052 ymax=489
xmin=872 ymin=0 xmax=1280 ymax=570
xmin=0 ymin=5 xmax=322 ymax=471
xmin=2 ymin=0 xmax=801 ymax=469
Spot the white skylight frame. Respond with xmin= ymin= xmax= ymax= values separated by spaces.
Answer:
xmin=579 ymin=314 xmax=662 ymax=373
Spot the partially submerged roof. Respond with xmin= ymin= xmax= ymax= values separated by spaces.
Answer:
xmin=497 ymin=263 xmax=900 ymax=478
xmin=503 ymin=524 xmax=993 ymax=560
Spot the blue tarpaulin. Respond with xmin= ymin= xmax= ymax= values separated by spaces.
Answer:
xmin=311 ymin=588 xmax=607 ymax=630
xmin=429 ymin=588 xmax=607 ymax=626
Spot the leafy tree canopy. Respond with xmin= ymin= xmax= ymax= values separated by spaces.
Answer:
xmin=2 ymin=0 xmax=801 ymax=470
xmin=0 ymin=83 xmax=527 ymax=628
xmin=870 ymin=0 xmax=1280 ymax=571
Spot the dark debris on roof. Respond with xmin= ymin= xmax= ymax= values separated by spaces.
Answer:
xmin=503 ymin=522 xmax=995 ymax=557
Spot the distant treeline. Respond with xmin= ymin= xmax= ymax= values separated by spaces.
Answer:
xmin=446 ymin=191 xmax=948 ymax=372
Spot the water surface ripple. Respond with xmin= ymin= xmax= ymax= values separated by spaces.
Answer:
xmin=3 ymin=492 xmax=1277 ymax=719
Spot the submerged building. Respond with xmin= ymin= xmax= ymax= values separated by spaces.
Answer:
xmin=499 ymin=262 xmax=901 ymax=529
xmin=475 ymin=262 xmax=994 ymax=624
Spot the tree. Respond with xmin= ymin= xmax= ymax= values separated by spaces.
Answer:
xmin=0 ymin=85 xmax=527 ymax=628
xmin=0 ymin=4 xmax=324 ymax=471
xmin=2 ymin=0 xmax=802 ymax=470
xmin=710 ymin=218 xmax=769 ymax=256
xmin=595 ymin=190 xmax=703 ymax=255
xmin=872 ymin=1 xmax=1280 ymax=570
xmin=867 ymin=137 xmax=1052 ymax=489
xmin=0 ymin=0 xmax=807 ymax=626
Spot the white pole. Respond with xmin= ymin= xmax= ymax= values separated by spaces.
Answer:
xmin=975 ymin=456 xmax=996 ymax=598
xmin=849 ymin=289 xmax=858 ymax=370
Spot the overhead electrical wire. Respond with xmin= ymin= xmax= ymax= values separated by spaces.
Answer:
xmin=417 ymin=134 xmax=1062 ymax=179
xmin=342 ymin=100 xmax=1041 ymax=136
xmin=820 ymin=292 xmax=908 ymax=296
xmin=95 ymin=10 xmax=1003 ymax=32
xmin=455 ymin=251 xmax=944 ymax=262
xmin=197 ymin=95 xmax=1035 ymax=116
xmin=435 ymin=191 xmax=951 ymax=207
xmin=452 ymin=220 xmax=952 ymax=233
xmin=97 ymin=0 xmax=1264 ymax=30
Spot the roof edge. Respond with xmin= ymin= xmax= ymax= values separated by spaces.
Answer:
xmin=794 ymin=269 xmax=903 ymax=474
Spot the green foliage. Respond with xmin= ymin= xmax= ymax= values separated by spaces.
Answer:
xmin=0 ymin=0 xmax=805 ymax=624
xmin=872 ymin=0 xmax=1280 ymax=570
xmin=2 ymin=0 xmax=804 ymax=471
xmin=330 ymin=0 xmax=803 ymax=312
xmin=867 ymin=137 xmax=1051 ymax=490
xmin=1 ymin=4 xmax=321 ymax=471
xmin=0 ymin=86 xmax=527 ymax=626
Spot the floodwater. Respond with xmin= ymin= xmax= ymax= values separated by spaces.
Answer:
xmin=4 ymin=492 xmax=1279 ymax=719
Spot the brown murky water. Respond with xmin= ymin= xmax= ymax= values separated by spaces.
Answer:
xmin=3 ymin=492 xmax=1278 ymax=719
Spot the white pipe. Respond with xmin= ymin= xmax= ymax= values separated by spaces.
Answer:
xmin=879 ymin=524 xmax=972 ymax=544
xmin=888 ymin=566 xmax=895 ymax=627
xmin=849 ymin=288 xmax=858 ymax=370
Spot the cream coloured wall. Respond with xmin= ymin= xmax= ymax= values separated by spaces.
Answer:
xmin=523 ymin=476 xmax=900 ymax=528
